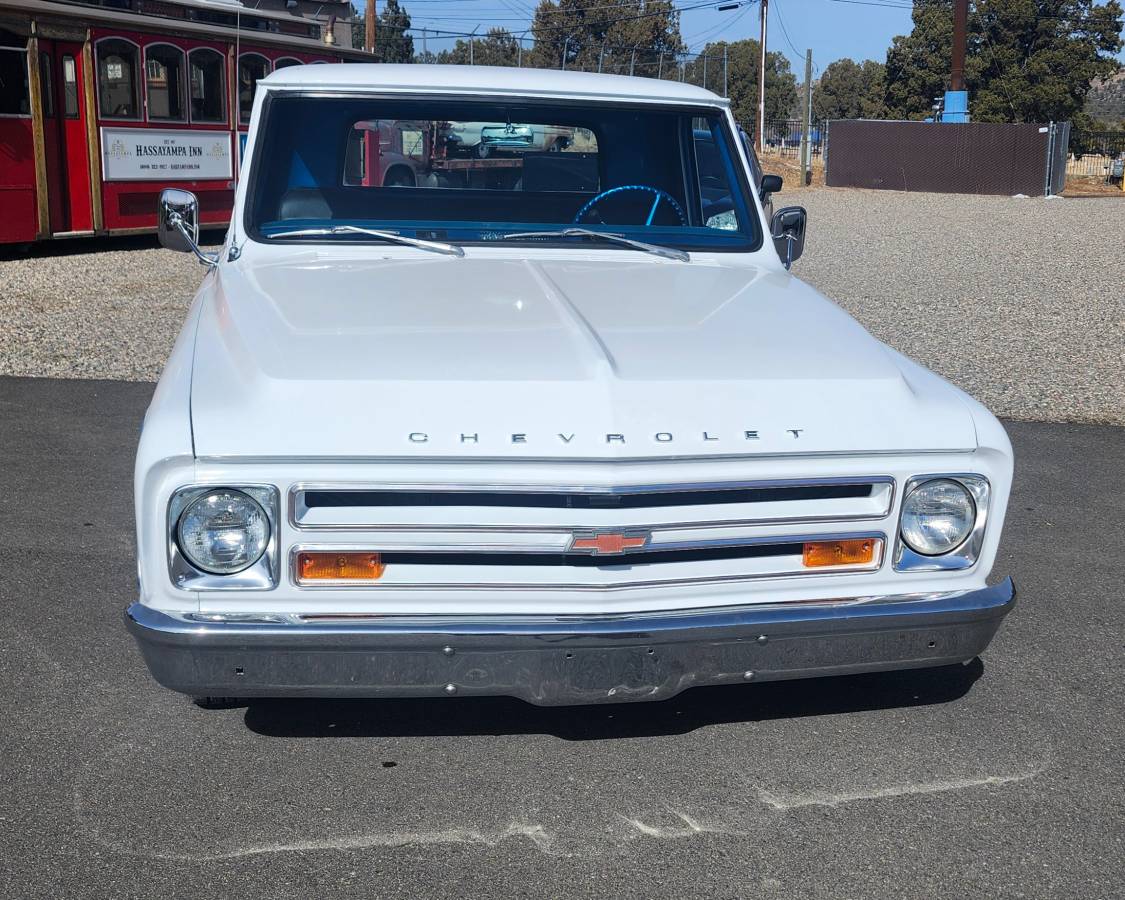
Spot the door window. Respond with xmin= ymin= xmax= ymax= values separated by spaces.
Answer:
xmin=188 ymin=48 xmax=225 ymax=124
xmin=144 ymin=44 xmax=186 ymax=121
xmin=62 ymin=55 xmax=78 ymax=118
xmin=693 ymin=123 xmax=742 ymax=232
xmin=96 ymin=39 xmax=140 ymax=119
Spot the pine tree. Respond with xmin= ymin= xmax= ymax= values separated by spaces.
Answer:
xmin=528 ymin=0 xmax=684 ymax=74
xmin=351 ymin=0 xmax=414 ymax=62
xmin=684 ymin=40 xmax=798 ymax=127
xmin=884 ymin=0 xmax=1123 ymax=123
xmin=812 ymin=58 xmax=887 ymax=121
xmin=435 ymin=29 xmax=521 ymax=67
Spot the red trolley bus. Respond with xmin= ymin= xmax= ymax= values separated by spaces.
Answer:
xmin=0 ymin=0 xmax=365 ymax=245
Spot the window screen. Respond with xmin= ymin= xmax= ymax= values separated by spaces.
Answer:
xmin=97 ymin=39 xmax=140 ymax=118
xmin=189 ymin=49 xmax=225 ymax=123
xmin=145 ymin=44 xmax=185 ymax=121
xmin=238 ymin=54 xmax=269 ymax=124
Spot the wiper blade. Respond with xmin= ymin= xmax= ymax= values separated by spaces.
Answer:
xmin=266 ymin=225 xmax=464 ymax=257
xmin=501 ymin=227 xmax=689 ymax=262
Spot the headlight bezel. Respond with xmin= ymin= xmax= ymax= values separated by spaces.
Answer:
xmin=893 ymin=474 xmax=990 ymax=572
xmin=168 ymin=485 xmax=280 ymax=590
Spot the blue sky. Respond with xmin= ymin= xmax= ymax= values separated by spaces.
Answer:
xmin=377 ymin=0 xmax=1125 ymax=73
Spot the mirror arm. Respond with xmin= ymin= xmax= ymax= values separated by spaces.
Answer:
xmin=168 ymin=211 xmax=219 ymax=268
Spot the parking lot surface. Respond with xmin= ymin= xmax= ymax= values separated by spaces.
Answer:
xmin=1 ymin=376 xmax=1122 ymax=899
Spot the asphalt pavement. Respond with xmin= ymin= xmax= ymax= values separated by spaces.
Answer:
xmin=1 ymin=376 xmax=1122 ymax=899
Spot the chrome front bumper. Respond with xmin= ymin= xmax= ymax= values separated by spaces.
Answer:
xmin=125 ymin=578 xmax=1015 ymax=706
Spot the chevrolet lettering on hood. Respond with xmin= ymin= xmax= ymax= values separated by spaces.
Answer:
xmin=127 ymin=64 xmax=1015 ymax=709
xmin=405 ymin=429 xmax=800 ymax=445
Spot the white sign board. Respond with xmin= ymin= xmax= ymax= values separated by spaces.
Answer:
xmin=101 ymin=128 xmax=233 ymax=182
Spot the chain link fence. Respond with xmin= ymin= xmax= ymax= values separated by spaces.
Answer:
xmin=413 ymin=30 xmax=737 ymax=90
xmin=745 ymin=119 xmax=827 ymax=157
xmin=1066 ymin=130 xmax=1125 ymax=182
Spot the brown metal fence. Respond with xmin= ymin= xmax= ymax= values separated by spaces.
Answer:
xmin=824 ymin=120 xmax=1067 ymax=196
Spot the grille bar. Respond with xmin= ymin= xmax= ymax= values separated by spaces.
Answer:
xmin=303 ymin=483 xmax=874 ymax=511
xmin=291 ymin=478 xmax=895 ymax=532
xmin=369 ymin=542 xmax=804 ymax=568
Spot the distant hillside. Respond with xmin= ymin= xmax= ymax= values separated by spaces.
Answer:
xmin=1086 ymin=71 xmax=1125 ymax=123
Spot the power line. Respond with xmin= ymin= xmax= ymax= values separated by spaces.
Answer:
xmin=772 ymin=0 xmax=804 ymax=60
xmin=683 ymin=0 xmax=754 ymax=46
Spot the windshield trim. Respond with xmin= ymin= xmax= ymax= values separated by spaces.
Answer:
xmin=242 ymin=91 xmax=764 ymax=255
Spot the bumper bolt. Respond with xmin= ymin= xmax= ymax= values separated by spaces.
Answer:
xmin=442 ymin=645 xmax=455 ymax=656
xmin=743 ymin=671 xmax=755 ymax=681
xmin=756 ymin=634 xmax=769 ymax=645
xmin=444 ymin=683 xmax=457 ymax=695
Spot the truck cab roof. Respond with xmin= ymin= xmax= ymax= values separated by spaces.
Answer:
xmin=261 ymin=63 xmax=730 ymax=107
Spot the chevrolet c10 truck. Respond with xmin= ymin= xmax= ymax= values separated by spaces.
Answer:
xmin=126 ymin=64 xmax=1015 ymax=707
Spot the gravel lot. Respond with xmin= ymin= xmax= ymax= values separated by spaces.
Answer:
xmin=0 ymin=190 xmax=1122 ymax=424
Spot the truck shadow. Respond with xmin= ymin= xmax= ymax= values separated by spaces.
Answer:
xmin=0 ymin=230 xmax=226 ymax=260
xmin=241 ymin=659 xmax=983 ymax=741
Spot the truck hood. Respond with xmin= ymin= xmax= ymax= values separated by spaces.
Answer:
xmin=189 ymin=254 xmax=977 ymax=459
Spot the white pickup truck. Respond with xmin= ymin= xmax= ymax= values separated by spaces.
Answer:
xmin=126 ymin=64 xmax=1015 ymax=707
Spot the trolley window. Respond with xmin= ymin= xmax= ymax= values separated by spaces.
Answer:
xmin=97 ymin=39 xmax=140 ymax=119
xmin=62 ymin=55 xmax=78 ymax=117
xmin=274 ymin=57 xmax=302 ymax=69
xmin=238 ymin=53 xmax=269 ymax=125
xmin=0 ymin=35 xmax=29 ymax=117
xmin=39 ymin=52 xmax=53 ymax=117
xmin=145 ymin=44 xmax=186 ymax=121
xmin=188 ymin=48 xmax=225 ymax=124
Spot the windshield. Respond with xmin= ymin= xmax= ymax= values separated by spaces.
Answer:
xmin=246 ymin=95 xmax=760 ymax=252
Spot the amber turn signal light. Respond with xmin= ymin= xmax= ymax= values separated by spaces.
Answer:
xmin=296 ymin=551 xmax=385 ymax=583
xmin=802 ymin=538 xmax=879 ymax=568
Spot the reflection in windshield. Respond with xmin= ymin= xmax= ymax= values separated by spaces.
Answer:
xmin=250 ymin=97 xmax=757 ymax=252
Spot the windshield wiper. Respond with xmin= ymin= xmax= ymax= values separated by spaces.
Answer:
xmin=501 ymin=227 xmax=690 ymax=262
xmin=265 ymin=225 xmax=464 ymax=257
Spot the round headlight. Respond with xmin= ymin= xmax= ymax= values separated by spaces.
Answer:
xmin=177 ymin=490 xmax=270 ymax=574
xmin=900 ymin=478 xmax=976 ymax=556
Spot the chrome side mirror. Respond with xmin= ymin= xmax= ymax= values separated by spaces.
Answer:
xmin=770 ymin=205 xmax=807 ymax=269
xmin=158 ymin=189 xmax=217 ymax=267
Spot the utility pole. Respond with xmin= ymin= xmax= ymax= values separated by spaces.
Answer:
xmin=943 ymin=0 xmax=969 ymax=121
xmin=756 ymin=0 xmax=768 ymax=153
xmin=365 ymin=0 xmax=376 ymax=55
xmin=951 ymin=0 xmax=966 ymax=92
xmin=800 ymin=48 xmax=812 ymax=186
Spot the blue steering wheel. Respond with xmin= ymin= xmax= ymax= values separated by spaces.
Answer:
xmin=573 ymin=185 xmax=687 ymax=226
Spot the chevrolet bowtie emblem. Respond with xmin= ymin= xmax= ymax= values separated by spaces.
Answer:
xmin=570 ymin=531 xmax=650 ymax=555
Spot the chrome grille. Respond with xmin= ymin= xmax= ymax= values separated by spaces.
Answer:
xmin=286 ymin=478 xmax=893 ymax=590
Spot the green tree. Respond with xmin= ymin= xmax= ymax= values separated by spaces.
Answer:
xmin=351 ymin=0 xmax=414 ymax=62
xmin=884 ymin=0 xmax=1123 ymax=123
xmin=435 ymin=28 xmax=521 ymax=67
xmin=529 ymin=0 xmax=684 ymax=75
xmin=812 ymin=58 xmax=887 ymax=120
xmin=684 ymin=39 xmax=798 ymax=126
